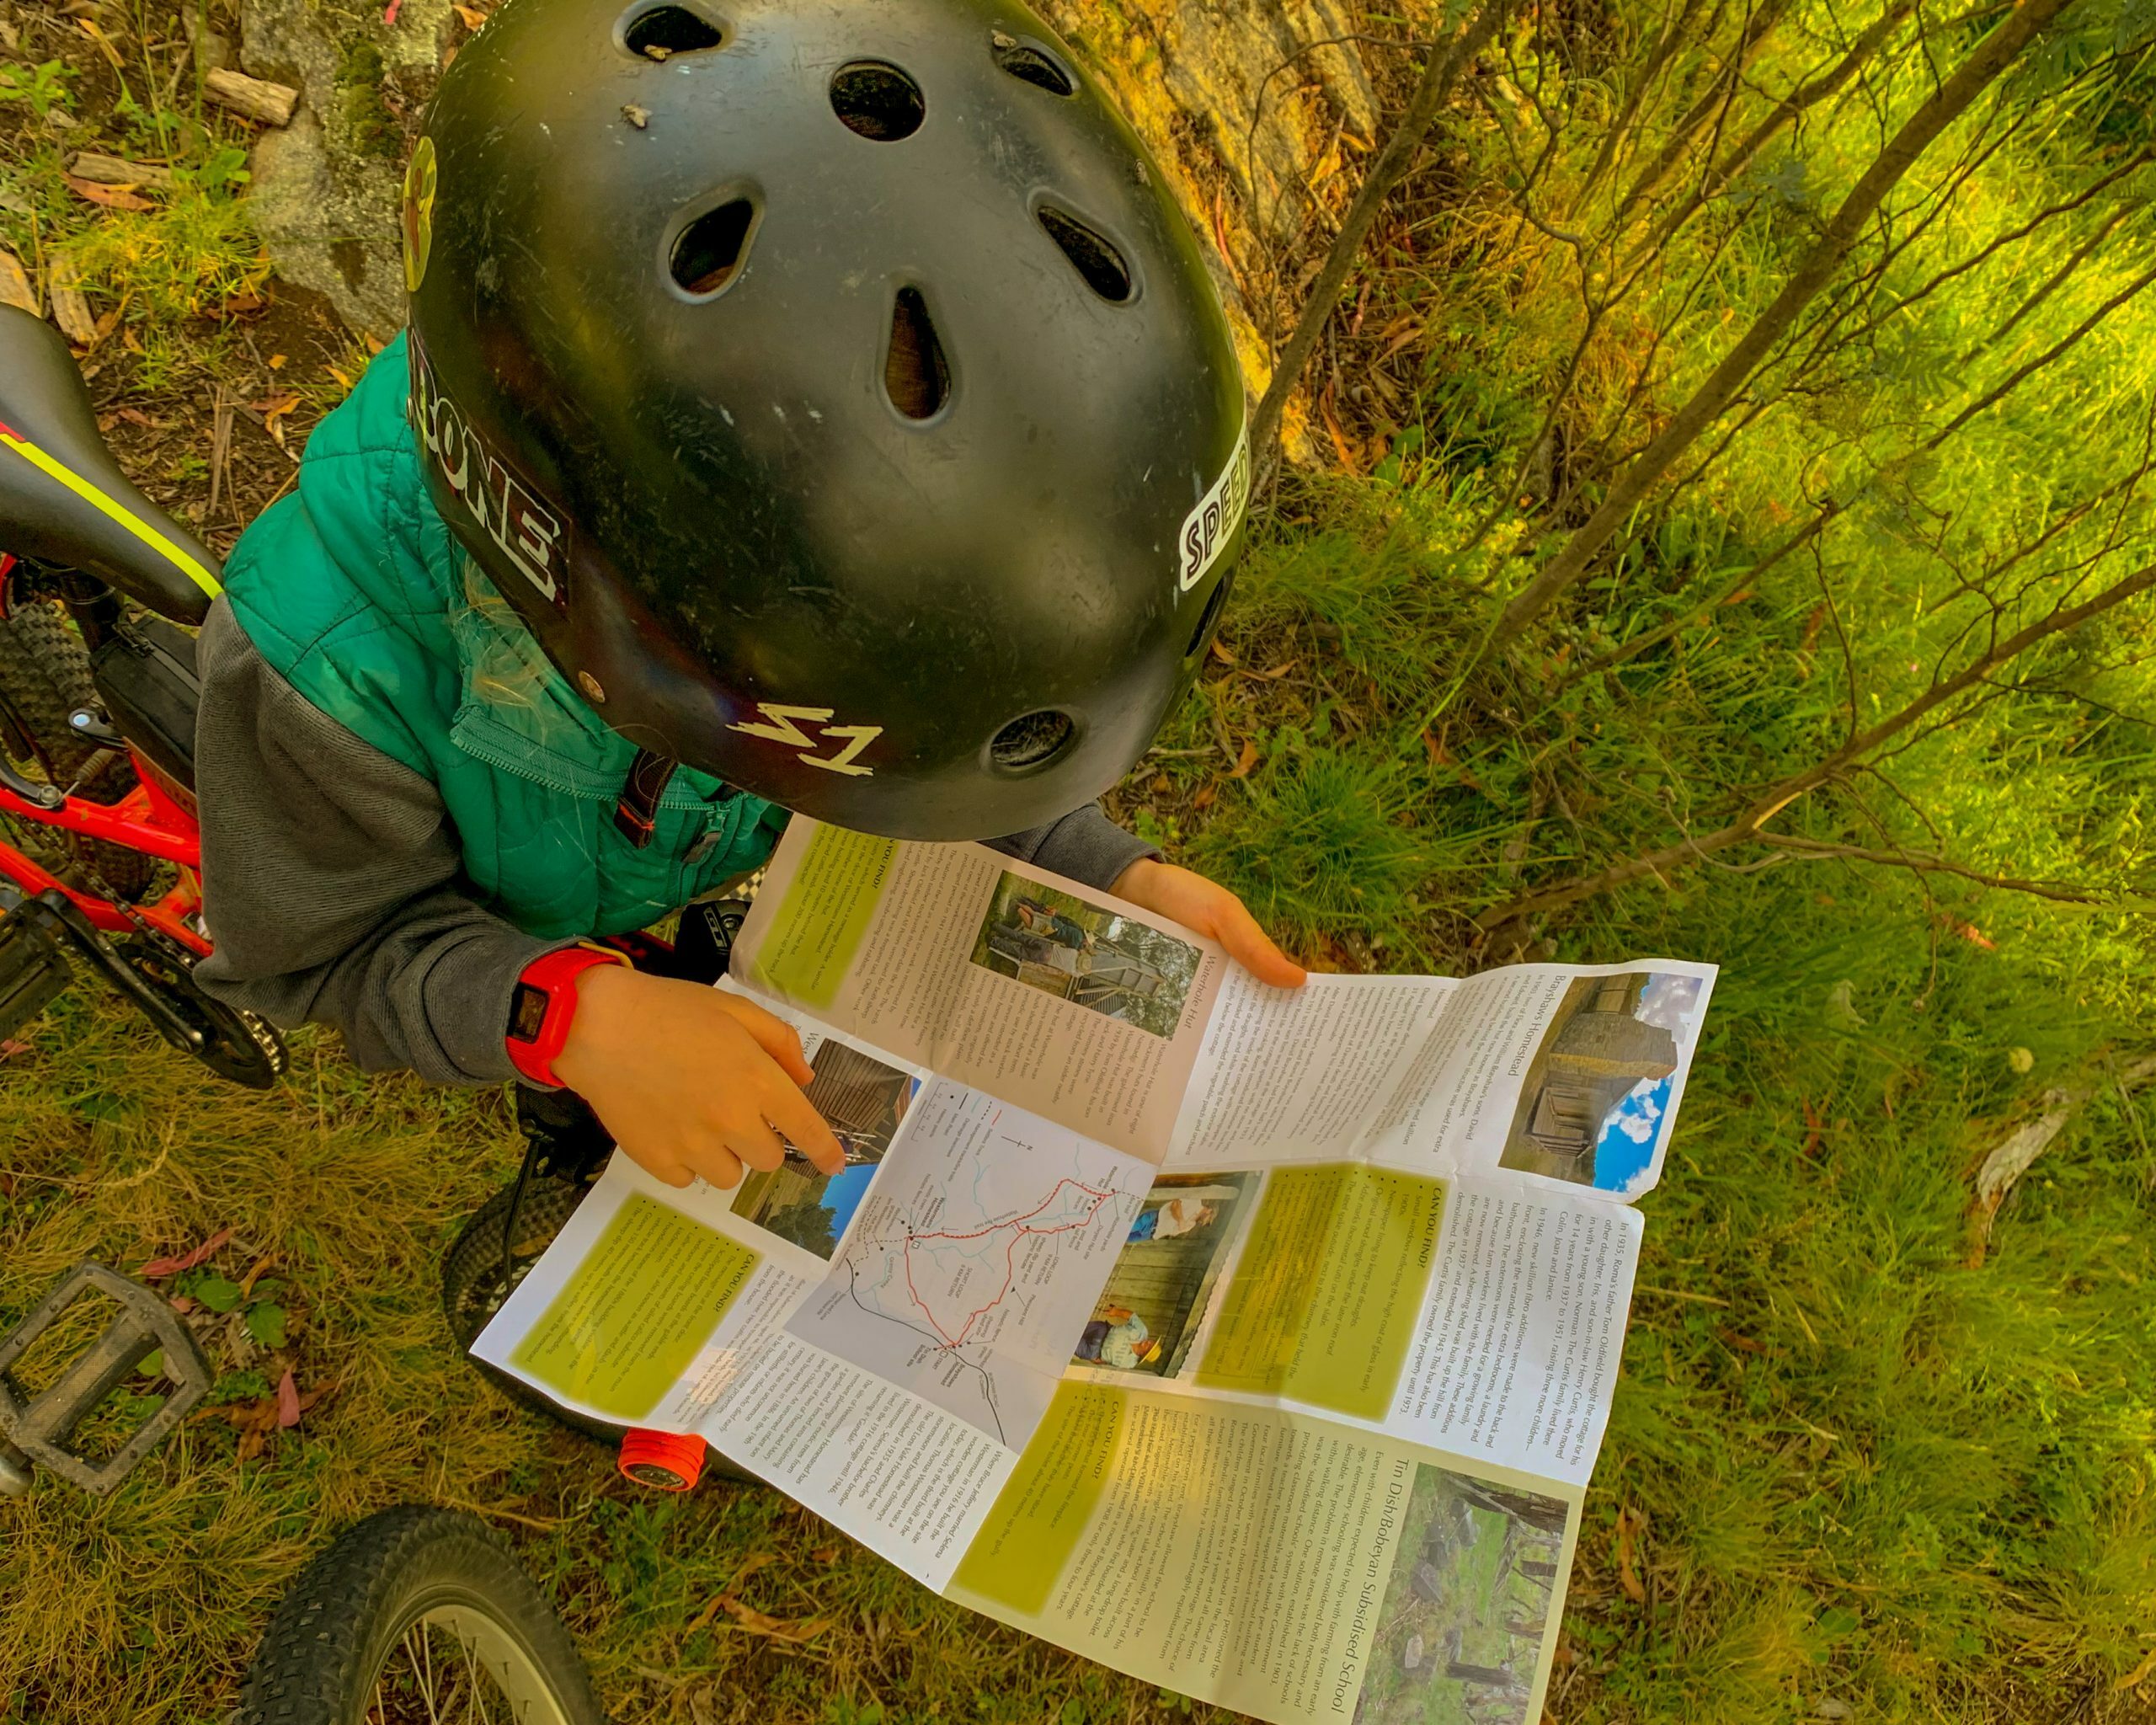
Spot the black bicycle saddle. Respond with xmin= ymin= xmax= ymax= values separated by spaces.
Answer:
xmin=0 ymin=306 xmax=220 ymax=625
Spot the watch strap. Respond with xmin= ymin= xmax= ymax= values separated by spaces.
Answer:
xmin=506 ymin=944 xmax=629 ymax=1088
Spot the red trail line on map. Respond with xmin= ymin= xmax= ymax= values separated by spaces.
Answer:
xmin=900 ymin=1179 xmax=1118 ymax=1348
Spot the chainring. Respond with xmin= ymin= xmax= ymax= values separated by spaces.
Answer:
xmin=118 ymin=937 xmax=287 ymax=1088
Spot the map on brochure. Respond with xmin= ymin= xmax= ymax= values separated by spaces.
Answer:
xmin=790 ymin=1079 xmax=1147 ymax=1447
xmin=474 ymin=819 xmax=1717 ymax=1725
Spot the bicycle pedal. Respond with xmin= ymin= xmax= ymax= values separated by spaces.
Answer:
xmin=0 ymin=895 xmax=74 ymax=1044
xmin=0 ymin=1260 xmax=213 ymax=1494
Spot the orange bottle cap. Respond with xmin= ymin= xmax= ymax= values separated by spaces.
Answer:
xmin=618 ymin=1427 xmax=707 ymax=1492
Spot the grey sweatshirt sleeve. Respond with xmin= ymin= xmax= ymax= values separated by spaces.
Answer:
xmin=192 ymin=601 xmax=565 ymax=1086
xmin=986 ymin=803 xmax=1158 ymax=890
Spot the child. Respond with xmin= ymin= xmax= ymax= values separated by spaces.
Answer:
xmin=193 ymin=0 xmax=1302 ymax=1194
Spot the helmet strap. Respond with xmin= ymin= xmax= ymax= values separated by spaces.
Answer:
xmin=613 ymin=747 xmax=678 ymax=848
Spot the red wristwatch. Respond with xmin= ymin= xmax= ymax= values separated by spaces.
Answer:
xmin=505 ymin=945 xmax=629 ymax=1088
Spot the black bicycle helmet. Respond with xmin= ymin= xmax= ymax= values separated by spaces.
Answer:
xmin=402 ymin=0 xmax=1251 ymax=841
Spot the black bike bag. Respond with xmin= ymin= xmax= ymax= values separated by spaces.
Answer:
xmin=89 ymin=616 xmax=200 ymax=795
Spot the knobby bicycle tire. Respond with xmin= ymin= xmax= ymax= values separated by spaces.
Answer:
xmin=235 ymin=1504 xmax=601 ymax=1725
xmin=0 ymin=599 xmax=156 ymax=899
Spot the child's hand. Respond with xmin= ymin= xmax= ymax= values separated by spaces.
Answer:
xmin=1111 ymin=859 xmax=1306 ymax=989
xmin=552 ymin=967 xmax=844 ymax=1190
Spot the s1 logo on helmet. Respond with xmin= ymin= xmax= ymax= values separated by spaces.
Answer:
xmin=728 ymin=703 xmax=883 ymax=777
xmin=408 ymin=334 xmax=571 ymax=610
xmin=1178 ymin=428 xmax=1251 ymax=593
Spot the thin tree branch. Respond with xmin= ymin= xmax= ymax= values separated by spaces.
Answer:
xmin=1485 ymin=0 xmax=2079 ymax=655
xmin=1751 ymin=833 xmax=2103 ymax=902
xmin=1251 ymin=0 xmax=1510 ymax=463
xmin=1479 ymin=553 xmax=2156 ymax=923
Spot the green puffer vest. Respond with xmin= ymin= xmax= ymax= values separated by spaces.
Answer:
xmin=222 ymin=333 xmax=783 ymax=940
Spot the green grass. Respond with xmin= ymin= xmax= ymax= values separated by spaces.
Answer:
xmin=7 ymin=0 xmax=2156 ymax=1718
xmin=0 ymin=995 xmax=1250 ymax=1724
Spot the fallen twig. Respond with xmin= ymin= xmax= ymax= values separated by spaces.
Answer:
xmin=205 ymin=67 xmax=297 ymax=127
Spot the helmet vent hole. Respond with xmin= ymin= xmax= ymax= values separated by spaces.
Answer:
xmin=671 ymin=199 xmax=755 ymax=295
xmin=992 ymin=38 xmax=1075 ymax=96
xmin=885 ymin=287 xmax=949 ymax=419
xmin=831 ymin=62 xmax=926 ymax=141
xmin=1038 ymin=207 xmax=1132 ymax=302
xmin=991 ymin=710 xmax=1075 ymax=772
xmin=1186 ymin=575 xmax=1230 ymax=659
xmin=624 ymin=5 xmax=725 ymax=57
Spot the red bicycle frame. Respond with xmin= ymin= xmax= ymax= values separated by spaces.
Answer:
xmin=0 ymin=551 xmax=210 ymax=955
xmin=0 ymin=766 xmax=209 ymax=955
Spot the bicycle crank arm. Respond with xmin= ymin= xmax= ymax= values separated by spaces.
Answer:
xmin=3 ymin=889 xmax=206 ymax=1055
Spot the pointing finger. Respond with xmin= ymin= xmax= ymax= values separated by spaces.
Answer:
xmin=759 ymin=1076 xmax=846 ymax=1177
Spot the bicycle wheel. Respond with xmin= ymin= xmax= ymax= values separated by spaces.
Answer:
xmin=441 ymin=1173 xmax=759 ymax=1484
xmin=235 ymin=1505 xmax=601 ymax=1725
xmin=440 ymin=1172 xmax=628 ymax=1448
xmin=0 ymin=599 xmax=157 ymax=899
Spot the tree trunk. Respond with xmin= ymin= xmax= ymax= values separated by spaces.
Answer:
xmin=1486 ymin=0 xmax=2080 ymax=655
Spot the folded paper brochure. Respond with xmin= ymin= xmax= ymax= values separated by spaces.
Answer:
xmin=475 ymin=818 xmax=1716 ymax=1724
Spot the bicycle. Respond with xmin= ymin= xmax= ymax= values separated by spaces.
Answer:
xmin=0 ymin=303 xmax=284 ymax=1088
xmin=0 ymin=298 xmax=722 ymax=1717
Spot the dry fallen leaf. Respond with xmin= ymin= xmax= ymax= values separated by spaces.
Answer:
xmin=453 ymin=3 xmax=488 ymax=26
xmin=809 ymin=1546 xmax=840 ymax=1564
xmin=2115 ymin=1646 xmax=2156 ymax=1691
xmin=1191 ymin=783 xmax=1216 ymax=810
xmin=1228 ymin=737 xmax=1258 ymax=779
xmin=1614 ymin=1506 xmax=1646 ymax=1605
xmin=64 ymin=174 xmax=154 ymax=212
xmin=0 ymin=247 xmax=34 ymax=316
xmin=686 ymin=1553 xmax=782 ymax=1632
xmin=48 ymin=258 xmax=98 ymax=347
xmin=1317 ymin=391 xmax=1359 ymax=472
xmin=1209 ymin=638 xmax=1236 ymax=665
xmin=711 ymin=1595 xmax=830 ymax=1643
xmin=140 ymin=1225 xmax=235 ymax=1279
xmin=248 ymin=391 xmax=303 ymax=449
xmin=275 ymin=1370 xmax=301 ymax=1429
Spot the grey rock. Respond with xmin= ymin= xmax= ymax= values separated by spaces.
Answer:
xmin=238 ymin=0 xmax=458 ymax=339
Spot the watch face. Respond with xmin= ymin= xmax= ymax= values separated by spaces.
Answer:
xmin=509 ymin=981 xmax=550 ymax=1043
